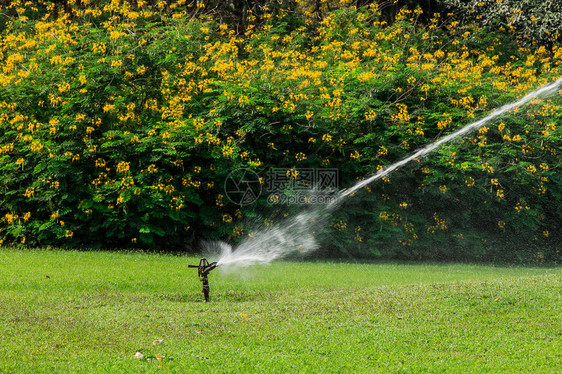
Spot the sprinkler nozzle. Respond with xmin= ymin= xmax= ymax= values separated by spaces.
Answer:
xmin=188 ymin=258 xmax=218 ymax=302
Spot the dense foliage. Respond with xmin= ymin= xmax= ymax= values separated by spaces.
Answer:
xmin=0 ymin=0 xmax=560 ymax=262
xmin=436 ymin=0 xmax=562 ymax=47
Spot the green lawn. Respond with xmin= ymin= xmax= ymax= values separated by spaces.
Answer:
xmin=1 ymin=249 xmax=561 ymax=373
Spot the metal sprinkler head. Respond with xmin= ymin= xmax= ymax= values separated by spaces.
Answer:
xmin=188 ymin=258 xmax=218 ymax=302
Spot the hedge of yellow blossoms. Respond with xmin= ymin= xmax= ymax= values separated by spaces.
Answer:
xmin=0 ymin=1 xmax=560 ymax=261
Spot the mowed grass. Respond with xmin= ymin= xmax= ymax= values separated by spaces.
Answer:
xmin=0 ymin=249 xmax=561 ymax=373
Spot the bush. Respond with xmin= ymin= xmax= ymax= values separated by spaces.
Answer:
xmin=437 ymin=0 xmax=562 ymax=47
xmin=0 ymin=1 xmax=560 ymax=262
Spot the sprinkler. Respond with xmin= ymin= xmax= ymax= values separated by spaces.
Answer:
xmin=188 ymin=258 xmax=218 ymax=302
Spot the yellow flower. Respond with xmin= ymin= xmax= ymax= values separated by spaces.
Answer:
xmin=58 ymin=82 xmax=71 ymax=93
xmin=24 ymin=187 xmax=35 ymax=198
xmin=30 ymin=141 xmax=44 ymax=152
xmin=117 ymin=161 xmax=130 ymax=173
xmin=364 ymin=110 xmax=377 ymax=120
xmin=434 ymin=50 xmax=445 ymax=59
xmin=222 ymin=146 xmax=234 ymax=157
xmin=286 ymin=168 xmax=298 ymax=180
xmin=92 ymin=43 xmax=107 ymax=54
xmin=110 ymin=30 xmax=121 ymax=40
xmin=392 ymin=103 xmax=410 ymax=122
xmin=95 ymin=158 xmax=106 ymax=168
xmin=437 ymin=116 xmax=452 ymax=129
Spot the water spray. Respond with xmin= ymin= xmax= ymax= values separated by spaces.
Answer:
xmin=188 ymin=258 xmax=218 ymax=302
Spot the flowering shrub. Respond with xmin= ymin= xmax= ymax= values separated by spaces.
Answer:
xmin=437 ymin=0 xmax=562 ymax=47
xmin=0 ymin=1 xmax=560 ymax=261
